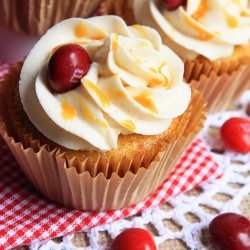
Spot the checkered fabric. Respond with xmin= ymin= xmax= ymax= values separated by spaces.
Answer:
xmin=0 ymin=64 xmax=222 ymax=248
xmin=0 ymin=137 xmax=222 ymax=249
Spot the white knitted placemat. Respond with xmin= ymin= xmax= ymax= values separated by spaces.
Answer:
xmin=29 ymin=91 xmax=250 ymax=250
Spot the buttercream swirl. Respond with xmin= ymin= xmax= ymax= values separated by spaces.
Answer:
xmin=19 ymin=16 xmax=191 ymax=151
xmin=134 ymin=0 xmax=250 ymax=60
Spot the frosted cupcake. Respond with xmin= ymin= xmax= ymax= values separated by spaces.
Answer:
xmin=0 ymin=16 xmax=206 ymax=211
xmin=104 ymin=0 xmax=250 ymax=112
xmin=133 ymin=0 xmax=250 ymax=77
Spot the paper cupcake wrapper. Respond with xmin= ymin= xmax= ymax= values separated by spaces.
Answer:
xmin=99 ymin=0 xmax=136 ymax=25
xmin=0 ymin=0 xmax=103 ymax=35
xmin=184 ymin=45 xmax=250 ymax=82
xmin=189 ymin=64 xmax=250 ymax=114
xmin=0 ymin=64 xmax=206 ymax=211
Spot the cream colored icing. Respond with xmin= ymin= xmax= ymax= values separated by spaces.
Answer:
xmin=134 ymin=0 xmax=250 ymax=60
xmin=19 ymin=16 xmax=191 ymax=151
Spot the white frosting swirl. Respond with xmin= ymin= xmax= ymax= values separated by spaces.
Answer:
xmin=134 ymin=0 xmax=250 ymax=60
xmin=19 ymin=16 xmax=191 ymax=151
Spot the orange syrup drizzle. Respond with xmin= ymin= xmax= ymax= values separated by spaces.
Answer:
xmin=132 ymin=24 xmax=151 ymax=41
xmin=112 ymin=33 xmax=119 ymax=50
xmin=226 ymin=12 xmax=239 ymax=28
xmin=74 ymin=22 xmax=106 ymax=40
xmin=191 ymin=0 xmax=208 ymax=21
xmin=80 ymin=102 xmax=107 ymax=127
xmin=184 ymin=15 xmax=215 ymax=40
xmin=75 ymin=23 xmax=87 ymax=38
xmin=61 ymin=102 xmax=77 ymax=120
xmin=84 ymin=80 xmax=110 ymax=107
xmin=120 ymin=120 xmax=136 ymax=131
xmin=134 ymin=92 xmax=158 ymax=113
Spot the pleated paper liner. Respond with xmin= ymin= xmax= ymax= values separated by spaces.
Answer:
xmin=0 ymin=0 xmax=103 ymax=35
xmin=183 ymin=45 xmax=250 ymax=82
xmin=0 ymin=63 xmax=206 ymax=211
xmin=189 ymin=64 xmax=250 ymax=114
xmin=99 ymin=0 xmax=136 ymax=25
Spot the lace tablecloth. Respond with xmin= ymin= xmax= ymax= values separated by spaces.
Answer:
xmin=11 ymin=91 xmax=248 ymax=250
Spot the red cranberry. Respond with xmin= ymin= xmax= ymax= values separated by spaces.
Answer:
xmin=220 ymin=117 xmax=250 ymax=153
xmin=47 ymin=44 xmax=91 ymax=93
xmin=246 ymin=103 xmax=250 ymax=116
xmin=163 ymin=0 xmax=187 ymax=11
xmin=209 ymin=213 xmax=250 ymax=250
xmin=111 ymin=228 xmax=157 ymax=250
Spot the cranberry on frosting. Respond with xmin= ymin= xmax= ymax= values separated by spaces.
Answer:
xmin=47 ymin=44 xmax=91 ymax=93
xmin=19 ymin=16 xmax=191 ymax=151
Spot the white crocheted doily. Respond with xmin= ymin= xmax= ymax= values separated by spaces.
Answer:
xmin=29 ymin=91 xmax=250 ymax=250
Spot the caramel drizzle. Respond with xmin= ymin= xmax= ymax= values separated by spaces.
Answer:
xmin=191 ymin=0 xmax=208 ymax=21
xmin=184 ymin=15 xmax=215 ymax=41
xmin=134 ymin=92 xmax=158 ymax=113
xmin=132 ymin=24 xmax=151 ymax=41
xmin=112 ymin=33 xmax=119 ymax=50
xmin=184 ymin=0 xmax=216 ymax=40
xmin=80 ymin=102 xmax=107 ymax=127
xmin=241 ymin=9 xmax=250 ymax=17
xmin=148 ymin=67 xmax=169 ymax=88
xmin=231 ymin=0 xmax=249 ymax=17
xmin=75 ymin=23 xmax=87 ymax=38
xmin=225 ymin=12 xmax=239 ymax=28
xmin=74 ymin=22 xmax=106 ymax=40
xmin=84 ymin=79 xmax=110 ymax=107
xmin=148 ymin=77 xmax=168 ymax=88
xmin=120 ymin=120 xmax=136 ymax=131
xmin=113 ymin=90 xmax=126 ymax=99
xmin=61 ymin=102 xmax=77 ymax=120
xmin=191 ymin=0 xmax=239 ymax=29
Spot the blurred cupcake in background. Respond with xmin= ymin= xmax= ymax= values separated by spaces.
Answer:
xmin=0 ymin=0 xmax=104 ymax=63
xmin=133 ymin=0 xmax=250 ymax=78
xmin=0 ymin=0 xmax=103 ymax=35
xmin=103 ymin=0 xmax=250 ymax=113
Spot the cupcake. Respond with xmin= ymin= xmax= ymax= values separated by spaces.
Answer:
xmin=0 ymin=16 xmax=206 ymax=211
xmin=104 ymin=0 xmax=250 ymax=113
xmin=0 ymin=0 xmax=103 ymax=35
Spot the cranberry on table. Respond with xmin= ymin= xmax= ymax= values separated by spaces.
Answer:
xmin=163 ymin=0 xmax=187 ymax=11
xmin=110 ymin=228 xmax=157 ymax=250
xmin=220 ymin=117 xmax=250 ymax=153
xmin=246 ymin=103 xmax=250 ymax=116
xmin=208 ymin=213 xmax=250 ymax=250
xmin=47 ymin=44 xmax=91 ymax=93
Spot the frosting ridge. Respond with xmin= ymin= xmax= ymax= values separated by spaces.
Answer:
xmin=134 ymin=0 xmax=250 ymax=60
xmin=20 ymin=16 xmax=191 ymax=151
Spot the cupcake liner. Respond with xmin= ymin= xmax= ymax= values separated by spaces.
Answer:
xmin=184 ymin=45 xmax=250 ymax=82
xmin=189 ymin=64 xmax=250 ymax=114
xmin=98 ymin=0 xmax=114 ymax=16
xmin=99 ymin=0 xmax=136 ymax=25
xmin=0 ymin=0 xmax=103 ymax=35
xmin=0 ymin=65 xmax=206 ymax=211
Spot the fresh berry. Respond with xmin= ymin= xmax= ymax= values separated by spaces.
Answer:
xmin=220 ymin=117 xmax=250 ymax=153
xmin=110 ymin=228 xmax=157 ymax=250
xmin=163 ymin=0 xmax=187 ymax=11
xmin=47 ymin=44 xmax=91 ymax=93
xmin=208 ymin=213 xmax=250 ymax=250
xmin=246 ymin=103 xmax=250 ymax=116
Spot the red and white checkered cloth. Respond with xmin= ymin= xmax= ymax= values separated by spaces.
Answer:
xmin=0 ymin=64 xmax=222 ymax=248
xmin=0 ymin=137 xmax=222 ymax=249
